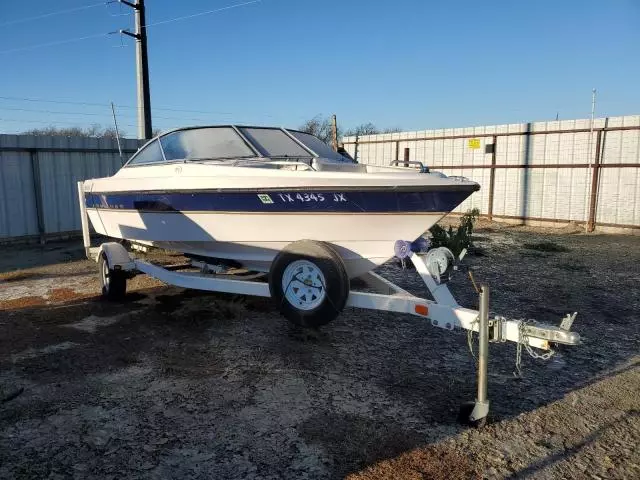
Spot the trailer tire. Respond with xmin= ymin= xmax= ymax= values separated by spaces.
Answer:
xmin=269 ymin=240 xmax=349 ymax=328
xmin=99 ymin=252 xmax=127 ymax=301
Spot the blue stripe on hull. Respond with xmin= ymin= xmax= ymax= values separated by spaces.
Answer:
xmin=85 ymin=189 xmax=475 ymax=213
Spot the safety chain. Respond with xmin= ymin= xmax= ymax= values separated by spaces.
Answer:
xmin=465 ymin=315 xmax=556 ymax=377
xmin=465 ymin=310 xmax=498 ymax=366
xmin=514 ymin=319 xmax=555 ymax=377
xmin=466 ymin=314 xmax=479 ymax=366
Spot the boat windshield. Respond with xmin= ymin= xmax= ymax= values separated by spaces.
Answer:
xmin=239 ymin=127 xmax=312 ymax=158
xmin=127 ymin=126 xmax=350 ymax=166
xmin=288 ymin=130 xmax=346 ymax=161
xmin=160 ymin=127 xmax=255 ymax=161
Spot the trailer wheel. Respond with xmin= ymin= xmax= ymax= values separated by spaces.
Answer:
xmin=269 ymin=240 xmax=349 ymax=328
xmin=99 ymin=252 xmax=127 ymax=301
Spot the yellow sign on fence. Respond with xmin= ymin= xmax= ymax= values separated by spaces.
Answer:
xmin=468 ymin=138 xmax=481 ymax=149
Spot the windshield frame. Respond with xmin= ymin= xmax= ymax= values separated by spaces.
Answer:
xmin=122 ymin=125 xmax=339 ymax=167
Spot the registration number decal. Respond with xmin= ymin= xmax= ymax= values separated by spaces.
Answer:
xmin=257 ymin=194 xmax=274 ymax=204
xmin=273 ymin=192 xmax=347 ymax=203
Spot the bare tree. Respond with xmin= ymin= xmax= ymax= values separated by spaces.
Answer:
xmin=297 ymin=116 xmax=404 ymax=143
xmin=298 ymin=115 xmax=341 ymax=144
xmin=343 ymin=123 xmax=379 ymax=137
xmin=21 ymin=124 xmax=130 ymax=138
xmin=344 ymin=123 xmax=402 ymax=137
xmin=101 ymin=127 xmax=121 ymax=139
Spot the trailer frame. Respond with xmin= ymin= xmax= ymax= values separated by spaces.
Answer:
xmin=78 ymin=181 xmax=580 ymax=426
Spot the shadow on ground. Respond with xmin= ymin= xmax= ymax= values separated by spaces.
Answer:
xmin=0 ymin=230 xmax=639 ymax=478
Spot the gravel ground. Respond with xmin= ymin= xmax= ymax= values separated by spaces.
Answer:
xmin=0 ymin=223 xmax=638 ymax=479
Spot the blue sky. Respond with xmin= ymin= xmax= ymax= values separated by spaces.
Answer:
xmin=0 ymin=0 xmax=638 ymax=137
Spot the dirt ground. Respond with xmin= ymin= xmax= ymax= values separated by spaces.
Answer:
xmin=0 ymin=222 xmax=638 ymax=479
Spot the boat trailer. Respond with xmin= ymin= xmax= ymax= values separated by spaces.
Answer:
xmin=78 ymin=183 xmax=580 ymax=427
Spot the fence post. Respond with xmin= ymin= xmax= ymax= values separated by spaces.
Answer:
xmin=331 ymin=114 xmax=338 ymax=152
xmin=403 ymin=147 xmax=410 ymax=167
xmin=354 ymin=135 xmax=359 ymax=163
xmin=29 ymin=149 xmax=46 ymax=244
xmin=487 ymin=135 xmax=497 ymax=220
xmin=587 ymin=128 xmax=604 ymax=232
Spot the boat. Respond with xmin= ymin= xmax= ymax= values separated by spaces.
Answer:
xmin=82 ymin=125 xmax=479 ymax=280
xmin=77 ymin=125 xmax=581 ymax=425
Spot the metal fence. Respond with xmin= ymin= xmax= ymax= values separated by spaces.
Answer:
xmin=342 ymin=115 xmax=640 ymax=233
xmin=0 ymin=134 xmax=142 ymax=242
xmin=2 ymin=116 xmax=639 ymax=243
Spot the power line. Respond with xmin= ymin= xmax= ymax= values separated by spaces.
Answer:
xmin=0 ymin=1 xmax=108 ymax=27
xmin=143 ymin=0 xmax=262 ymax=28
xmin=0 ymin=117 xmax=139 ymax=129
xmin=0 ymin=113 xmax=313 ymax=131
xmin=0 ymin=32 xmax=111 ymax=55
xmin=0 ymin=0 xmax=264 ymax=55
xmin=0 ymin=117 xmax=185 ymax=135
xmin=0 ymin=106 xmax=118 ymax=118
xmin=0 ymin=95 xmax=131 ymax=109
xmin=0 ymin=95 xmax=233 ymax=115
xmin=0 ymin=95 xmax=288 ymax=119
xmin=0 ymin=105 xmax=235 ymax=123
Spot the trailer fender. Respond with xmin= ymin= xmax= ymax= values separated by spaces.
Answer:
xmin=96 ymin=242 xmax=135 ymax=271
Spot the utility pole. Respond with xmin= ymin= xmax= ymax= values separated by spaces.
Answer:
xmin=120 ymin=0 xmax=152 ymax=139
xmin=331 ymin=114 xmax=338 ymax=151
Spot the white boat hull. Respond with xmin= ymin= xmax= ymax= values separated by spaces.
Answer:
xmin=87 ymin=209 xmax=447 ymax=277
xmin=83 ymin=160 xmax=479 ymax=279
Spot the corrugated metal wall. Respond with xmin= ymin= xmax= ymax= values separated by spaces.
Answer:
xmin=343 ymin=115 xmax=640 ymax=231
xmin=0 ymin=134 xmax=142 ymax=241
xmin=0 ymin=148 xmax=37 ymax=238
xmin=596 ymin=116 xmax=640 ymax=226
xmin=1 ymin=118 xmax=638 ymax=241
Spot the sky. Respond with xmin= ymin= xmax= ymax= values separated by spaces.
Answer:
xmin=0 ymin=0 xmax=639 ymax=137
